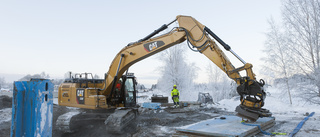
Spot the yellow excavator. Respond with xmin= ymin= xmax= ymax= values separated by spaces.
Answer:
xmin=57 ymin=15 xmax=271 ymax=133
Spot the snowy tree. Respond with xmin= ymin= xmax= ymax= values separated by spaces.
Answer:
xmin=51 ymin=79 xmax=64 ymax=86
xmin=157 ymin=43 xmax=197 ymax=96
xmin=93 ymin=74 xmax=100 ymax=79
xmin=136 ymin=84 xmax=146 ymax=91
xmin=151 ymin=84 xmax=157 ymax=90
xmin=0 ymin=77 xmax=5 ymax=89
xmin=262 ymin=0 xmax=320 ymax=104
xmin=283 ymin=0 xmax=320 ymax=101
xmin=262 ymin=19 xmax=294 ymax=104
xmin=206 ymin=63 xmax=237 ymax=102
xmin=64 ymin=71 xmax=72 ymax=79
xmin=19 ymin=72 xmax=50 ymax=81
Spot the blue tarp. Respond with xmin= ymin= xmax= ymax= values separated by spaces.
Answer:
xmin=142 ymin=102 xmax=161 ymax=109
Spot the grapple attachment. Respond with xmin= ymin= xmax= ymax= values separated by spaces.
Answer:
xmin=235 ymin=79 xmax=272 ymax=121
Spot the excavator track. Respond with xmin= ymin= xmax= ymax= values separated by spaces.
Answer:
xmin=104 ymin=108 xmax=137 ymax=133
xmin=56 ymin=108 xmax=136 ymax=134
xmin=56 ymin=109 xmax=114 ymax=133
xmin=56 ymin=111 xmax=81 ymax=133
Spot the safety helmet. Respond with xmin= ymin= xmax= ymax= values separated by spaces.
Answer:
xmin=173 ymin=85 xmax=177 ymax=87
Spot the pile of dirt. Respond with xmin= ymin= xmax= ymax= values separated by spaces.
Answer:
xmin=0 ymin=95 xmax=12 ymax=137
xmin=0 ymin=95 xmax=12 ymax=109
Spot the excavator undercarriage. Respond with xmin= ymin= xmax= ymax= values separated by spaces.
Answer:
xmin=56 ymin=108 xmax=137 ymax=133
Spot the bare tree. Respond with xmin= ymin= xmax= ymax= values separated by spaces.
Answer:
xmin=263 ymin=0 xmax=320 ymax=104
xmin=283 ymin=0 xmax=320 ymax=99
xmin=206 ymin=63 xmax=236 ymax=102
xmin=19 ymin=72 xmax=50 ymax=81
xmin=0 ymin=77 xmax=5 ymax=89
xmin=262 ymin=19 xmax=294 ymax=104
xmin=64 ymin=71 xmax=72 ymax=79
xmin=94 ymin=74 xmax=100 ymax=79
xmin=157 ymin=43 xmax=197 ymax=94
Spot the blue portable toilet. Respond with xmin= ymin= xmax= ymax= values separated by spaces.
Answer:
xmin=11 ymin=79 xmax=54 ymax=137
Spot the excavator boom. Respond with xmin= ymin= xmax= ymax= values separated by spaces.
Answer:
xmin=102 ymin=15 xmax=255 ymax=96
xmin=99 ymin=15 xmax=270 ymax=121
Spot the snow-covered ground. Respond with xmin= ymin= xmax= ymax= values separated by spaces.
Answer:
xmin=210 ymin=87 xmax=320 ymax=137
xmin=138 ymin=87 xmax=320 ymax=136
xmin=0 ymin=108 xmax=11 ymax=124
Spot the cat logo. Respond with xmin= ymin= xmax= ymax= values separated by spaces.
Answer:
xmin=149 ymin=42 xmax=158 ymax=51
xmin=62 ymin=92 xmax=69 ymax=97
xmin=143 ymin=41 xmax=165 ymax=52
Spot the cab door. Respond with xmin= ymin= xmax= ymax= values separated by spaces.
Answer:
xmin=123 ymin=77 xmax=136 ymax=107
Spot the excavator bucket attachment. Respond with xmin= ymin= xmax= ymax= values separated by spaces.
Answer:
xmin=235 ymin=105 xmax=272 ymax=122
xmin=235 ymin=105 xmax=259 ymax=122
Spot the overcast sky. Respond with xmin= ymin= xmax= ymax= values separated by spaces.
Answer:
xmin=0 ymin=0 xmax=281 ymax=87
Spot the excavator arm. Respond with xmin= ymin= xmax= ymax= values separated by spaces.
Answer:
xmin=101 ymin=15 xmax=271 ymax=121
xmin=103 ymin=15 xmax=252 ymax=95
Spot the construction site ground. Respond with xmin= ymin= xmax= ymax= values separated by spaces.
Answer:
xmin=0 ymin=92 xmax=235 ymax=137
xmin=1 ymin=90 xmax=320 ymax=137
xmin=52 ymin=103 xmax=230 ymax=137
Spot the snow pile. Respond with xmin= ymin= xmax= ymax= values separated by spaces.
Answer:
xmin=264 ymin=87 xmax=320 ymax=114
xmin=0 ymin=108 xmax=12 ymax=124
xmin=211 ymin=96 xmax=240 ymax=111
xmin=179 ymin=86 xmax=320 ymax=136
xmin=203 ymin=86 xmax=320 ymax=115
xmin=53 ymin=98 xmax=58 ymax=104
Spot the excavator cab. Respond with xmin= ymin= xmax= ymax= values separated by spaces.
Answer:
xmin=57 ymin=72 xmax=138 ymax=133
xmin=118 ymin=73 xmax=137 ymax=107
xmin=59 ymin=72 xmax=137 ymax=109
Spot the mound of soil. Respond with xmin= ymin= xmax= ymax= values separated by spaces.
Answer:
xmin=0 ymin=95 xmax=12 ymax=109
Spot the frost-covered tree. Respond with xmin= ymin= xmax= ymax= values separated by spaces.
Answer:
xmin=263 ymin=0 xmax=320 ymax=104
xmin=262 ymin=19 xmax=294 ymax=104
xmin=64 ymin=71 xmax=72 ymax=79
xmin=206 ymin=63 xmax=237 ymax=102
xmin=283 ymin=0 xmax=320 ymax=100
xmin=51 ymin=78 xmax=64 ymax=85
xmin=157 ymin=43 xmax=197 ymax=96
xmin=94 ymin=74 xmax=100 ymax=79
xmin=136 ymin=84 xmax=145 ymax=91
xmin=0 ymin=77 xmax=5 ymax=89
xmin=19 ymin=72 xmax=50 ymax=81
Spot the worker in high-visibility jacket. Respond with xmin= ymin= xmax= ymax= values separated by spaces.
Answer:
xmin=171 ymin=85 xmax=180 ymax=107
